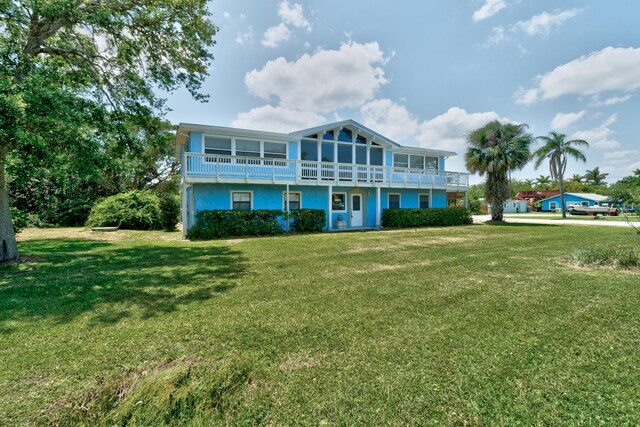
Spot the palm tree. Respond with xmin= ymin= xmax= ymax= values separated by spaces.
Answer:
xmin=569 ymin=174 xmax=583 ymax=183
xmin=524 ymin=179 xmax=536 ymax=189
xmin=465 ymin=121 xmax=532 ymax=221
xmin=584 ymin=167 xmax=608 ymax=187
xmin=535 ymin=175 xmax=552 ymax=189
xmin=532 ymin=131 xmax=589 ymax=218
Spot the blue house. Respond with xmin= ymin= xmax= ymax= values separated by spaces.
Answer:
xmin=175 ymin=120 xmax=470 ymax=235
xmin=539 ymin=192 xmax=608 ymax=211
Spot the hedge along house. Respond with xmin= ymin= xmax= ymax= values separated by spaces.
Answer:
xmin=539 ymin=192 xmax=608 ymax=212
xmin=175 ymin=120 xmax=470 ymax=236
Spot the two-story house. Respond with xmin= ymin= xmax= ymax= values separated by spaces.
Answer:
xmin=175 ymin=120 xmax=469 ymax=235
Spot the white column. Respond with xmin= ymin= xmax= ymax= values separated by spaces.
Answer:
xmin=465 ymin=190 xmax=469 ymax=209
xmin=286 ymin=183 xmax=290 ymax=232
xmin=189 ymin=185 xmax=195 ymax=228
xmin=181 ymin=182 xmax=188 ymax=237
xmin=376 ymin=186 xmax=381 ymax=228
xmin=328 ymin=184 xmax=333 ymax=230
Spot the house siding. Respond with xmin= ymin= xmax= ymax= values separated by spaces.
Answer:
xmin=541 ymin=194 xmax=599 ymax=211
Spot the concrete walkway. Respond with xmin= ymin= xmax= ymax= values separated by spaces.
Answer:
xmin=473 ymin=215 xmax=637 ymax=228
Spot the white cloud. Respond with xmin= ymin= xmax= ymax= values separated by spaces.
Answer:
xmin=569 ymin=114 xmax=620 ymax=150
xmin=589 ymin=94 xmax=632 ymax=107
xmin=516 ymin=47 xmax=640 ymax=104
xmin=359 ymin=99 xmax=419 ymax=142
xmin=603 ymin=150 xmax=639 ymax=163
xmin=245 ymin=41 xmax=388 ymax=112
xmin=279 ymin=1 xmax=311 ymax=30
xmin=232 ymin=105 xmax=325 ymax=133
xmin=473 ymin=0 xmax=507 ymax=22
xmin=235 ymin=26 xmax=253 ymax=45
xmin=551 ymin=110 xmax=586 ymax=129
xmin=223 ymin=11 xmax=231 ymax=20
xmin=416 ymin=107 xmax=509 ymax=152
xmin=261 ymin=23 xmax=291 ymax=48
xmin=515 ymin=8 xmax=581 ymax=36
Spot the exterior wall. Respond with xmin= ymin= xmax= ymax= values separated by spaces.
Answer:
xmin=541 ymin=194 xmax=597 ymax=211
xmin=502 ymin=200 xmax=528 ymax=213
xmin=288 ymin=140 xmax=298 ymax=160
xmin=188 ymin=131 xmax=202 ymax=152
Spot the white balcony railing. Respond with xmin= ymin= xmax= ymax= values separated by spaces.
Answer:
xmin=184 ymin=153 xmax=469 ymax=188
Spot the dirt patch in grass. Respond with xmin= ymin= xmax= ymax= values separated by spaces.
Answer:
xmin=345 ymin=237 xmax=469 ymax=254
xmin=280 ymin=353 xmax=323 ymax=371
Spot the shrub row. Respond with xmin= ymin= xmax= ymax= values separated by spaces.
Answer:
xmin=85 ymin=190 xmax=179 ymax=230
xmin=381 ymin=207 xmax=473 ymax=228
xmin=187 ymin=209 xmax=326 ymax=239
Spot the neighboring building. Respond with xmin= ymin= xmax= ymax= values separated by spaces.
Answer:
xmin=539 ymin=192 xmax=608 ymax=212
xmin=504 ymin=199 xmax=529 ymax=213
xmin=175 ymin=120 xmax=470 ymax=235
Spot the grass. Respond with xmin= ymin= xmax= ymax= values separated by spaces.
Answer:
xmin=1 ymin=225 xmax=640 ymax=425
xmin=506 ymin=213 xmax=635 ymax=222
xmin=571 ymin=245 xmax=640 ymax=269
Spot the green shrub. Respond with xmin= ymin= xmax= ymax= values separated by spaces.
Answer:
xmin=188 ymin=209 xmax=285 ymax=239
xmin=86 ymin=191 xmax=162 ymax=230
xmin=159 ymin=193 xmax=180 ymax=231
xmin=571 ymin=246 xmax=640 ymax=269
xmin=10 ymin=207 xmax=29 ymax=233
xmin=289 ymin=209 xmax=326 ymax=232
xmin=381 ymin=207 xmax=473 ymax=228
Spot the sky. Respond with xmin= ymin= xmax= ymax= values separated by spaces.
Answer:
xmin=165 ymin=0 xmax=640 ymax=184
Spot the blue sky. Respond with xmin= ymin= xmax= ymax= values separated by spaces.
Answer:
xmin=166 ymin=1 xmax=640 ymax=184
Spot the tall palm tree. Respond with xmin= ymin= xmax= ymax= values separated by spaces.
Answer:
xmin=569 ymin=174 xmax=583 ymax=183
xmin=584 ymin=167 xmax=608 ymax=187
xmin=465 ymin=121 xmax=532 ymax=221
xmin=533 ymin=131 xmax=589 ymax=218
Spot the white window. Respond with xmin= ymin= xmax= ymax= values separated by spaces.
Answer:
xmin=419 ymin=194 xmax=430 ymax=209
xmin=204 ymin=136 xmax=232 ymax=156
xmin=393 ymin=154 xmax=409 ymax=168
xmin=283 ymin=192 xmax=301 ymax=210
xmin=410 ymin=155 xmax=424 ymax=170
xmin=388 ymin=194 xmax=401 ymax=209
xmin=549 ymin=201 xmax=557 ymax=210
xmin=231 ymin=192 xmax=252 ymax=210
xmin=425 ymin=156 xmax=438 ymax=170
xmin=264 ymin=142 xmax=287 ymax=159
xmin=235 ymin=139 xmax=260 ymax=157
xmin=332 ymin=193 xmax=346 ymax=211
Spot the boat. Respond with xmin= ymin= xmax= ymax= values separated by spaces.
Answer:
xmin=569 ymin=205 xmax=618 ymax=216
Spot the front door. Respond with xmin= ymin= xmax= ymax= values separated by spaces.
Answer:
xmin=351 ymin=194 xmax=363 ymax=227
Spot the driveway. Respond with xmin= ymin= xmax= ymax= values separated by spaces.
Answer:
xmin=472 ymin=215 xmax=637 ymax=228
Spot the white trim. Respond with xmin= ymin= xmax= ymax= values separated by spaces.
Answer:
xmin=230 ymin=190 xmax=254 ymax=210
xmin=418 ymin=192 xmax=430 ymax=209
xmin=350 ymin=193 xmax=364 ymax=227
xmin=388 ymin=192 xmax=401 ymax=209
xmin=331 ymin=192 xmax=347 ymax=212
xmin=202 ymin=134 xmax=288 ymax=160
xmin=549 ymin=201 xmax=558 ymax=210
xmin=375 ymin=187 xmax=381 ymax=227
xmin=282 ymin=191 xmax=302 ymax=210
xmin=328 ymin=185 xmax=333 ymax=230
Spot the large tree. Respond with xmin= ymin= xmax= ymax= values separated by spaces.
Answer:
xmin=465 ymin=121 xmax=532 ymax=221
xmin=532 ymin=132 xmax=588 ymax=219
xmin=0 ymin=0 xmax=216 ymax=261
xmin=584 ymin=167 xmax=609 ymax=187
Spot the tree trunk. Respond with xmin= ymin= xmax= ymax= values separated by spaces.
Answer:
xmin=559 ymin=174 xmax=566 ymax=219
xmin=0 ymin=148 xmax=19 ymax=263
xmin=491 ymin=201 xmax=504 ymax=221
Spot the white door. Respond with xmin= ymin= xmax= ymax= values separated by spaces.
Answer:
xmin=351 ymin=194 xmax=363 ymax=227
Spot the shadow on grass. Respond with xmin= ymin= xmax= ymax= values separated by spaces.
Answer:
xmin=481 ymin=221 xmax=556 ymax=227
xmin=0 ymin=238 xmax=247 ymax=328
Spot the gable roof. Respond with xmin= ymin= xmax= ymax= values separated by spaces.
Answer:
xmin=539 ymin=192 xmax=608 ymax=203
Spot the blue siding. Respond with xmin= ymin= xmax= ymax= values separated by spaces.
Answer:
xmin=188 ymin=131 xmax=202 ymax=152
xmin=541 ymin=194 xmax=600 ymax=211
xmin=439 ymin=156 xmax=445 ymax=170
xmin=385 ymin=150 xmax=393 ymax=167
xmin=288 ymin=140 xmax=299 ymax=160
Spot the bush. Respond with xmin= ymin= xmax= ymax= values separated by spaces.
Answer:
xmin=10 ymin=207 xmax=29 ymax=233
xmin=86 ymin=190 xmax=162 ymax=230
xmin=381 ymin=207 xmax=473 ymax=228
xmin=188 ymin=209 xmax=285 ymax=239
xmin=159 ymin=193 xmax=180 ymax=231
xmin=571 ymin=246 xmax=640 ymax=269
xmin=289 ymin=209 xmax=326 ymax=232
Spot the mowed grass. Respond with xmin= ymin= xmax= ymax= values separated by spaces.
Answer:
xmin=1 ymin=225 xmax=639 ymax=425
xmin=507 ymin=214 xmax=635 ymax=222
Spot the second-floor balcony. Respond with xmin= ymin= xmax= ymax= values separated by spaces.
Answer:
xmin=183 ymin=153 xmax=469 ymax=189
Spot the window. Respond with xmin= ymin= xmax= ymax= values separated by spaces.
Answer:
xmin=337 ymin=144 xmax=352 ymax=163
xmin=419 ymin=194 xmax=429 ymax=209
xmin=204 ymin=136 xmax=231 ymax=155
xmin=370 ymin=147 xmax=383 ymax=166
xmin=356 ymin=134 xmax=367 ymax=145
xmin=283 ymin=192 xmax=301 ymax=210
xmin=301 ymin=140 xmax=318 ymax=161
xmin=410 ymin=155 xmax=424 ymax=170
xmin=355 ymin=146 xmax=367 ymax=165
xmin=322 ymin=130 xmax=334 ymax=140
xmin=581 ymin=201 xmax=589 ymax=206
xmin=425 ymin=156 xmax=438 ymax=170
xmin=549 ymin=201 xmax=557 ymax=210
xmin=321 ymin=142 xmax=334 ymax=162
xmin=235 ymin=139 xmax=260 ymax=157
xmin=264 ymin=142 xmax=287 ymax=159
xmin=389 ymin=194 xmax=400 ymax=209
xmin=393 ymin=153 xmax=409 ymax=168
xmin=332 ymin=193 xmax=346 ymax=211
xmin=232 ymin=192 xmax=252 ymax=210
xmin=338 ymin=128 xmax=352 ymax=142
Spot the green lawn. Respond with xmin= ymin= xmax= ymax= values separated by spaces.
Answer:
xmin=506 ymin=213 xmax=637 ymax=222
xmin=2 ymin=225 xmax=639 ymax=425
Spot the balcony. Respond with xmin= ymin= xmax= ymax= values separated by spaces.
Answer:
xmin=183 ymin=153 xmax=469 ymax=190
